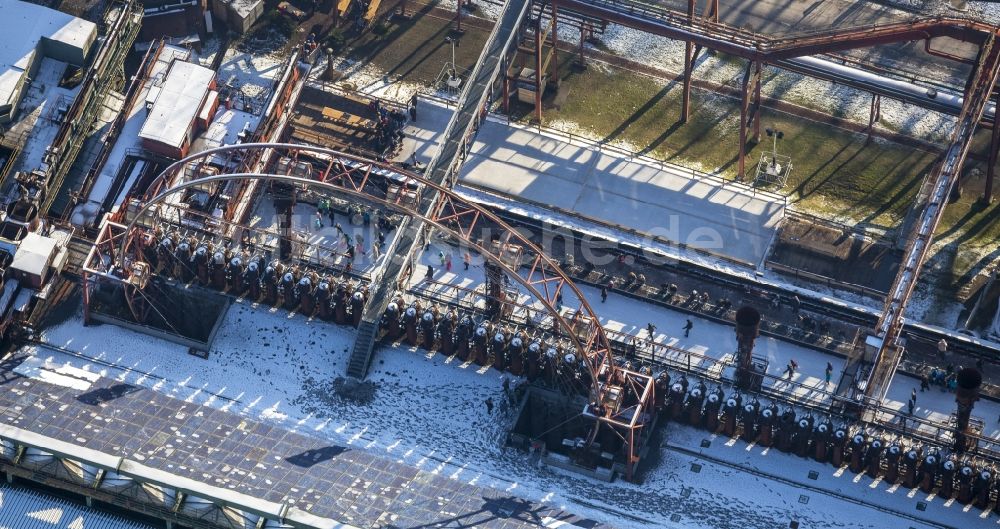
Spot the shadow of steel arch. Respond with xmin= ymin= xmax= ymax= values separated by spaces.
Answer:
xmin=115 ymin=143 xmax=655 ymax=480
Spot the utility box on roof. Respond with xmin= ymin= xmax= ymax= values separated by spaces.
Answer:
xmin=9 ymin=232 xmax=58 ymax=288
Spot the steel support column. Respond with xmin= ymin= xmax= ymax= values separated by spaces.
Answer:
xmin=535 ymin=15 xmax=544 ymax=122
xmin=81 ymin=271 xmax=90 ymax=325
xmin=550 ymin=3 xmax=559 ymax=87
xmin=753 ymin=61 xmax=762 ymax=142
xmin=503 ymin=73 xmax=511 ymax=114
xmin=866 ymin=94 xmax=882 ymax=144
xmin=682 ymin=42 xmax=694 ymax=123
xmin=987 ymin=119 xmax=1000 ymax=202
xmin=738 ymin=61 xmax=760 ymax=181
xmin=682 ymin=0 xmax=695 ymax=123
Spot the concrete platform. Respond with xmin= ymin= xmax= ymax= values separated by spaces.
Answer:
xmin=399 ymin=99 xmax=786 ymax=266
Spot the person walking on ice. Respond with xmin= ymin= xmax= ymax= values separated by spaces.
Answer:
xmin=463 ymin=252 xmax=471 ymax=270
xmin=784 ymin=359 xmax=798 ymax=379
xmin=601 ymin=284 xmax=608 ymax=303
xmin=683 ymin=319 xmax=693 ymax=338
xmin=825 ymin=362 xmax=833 ymax=384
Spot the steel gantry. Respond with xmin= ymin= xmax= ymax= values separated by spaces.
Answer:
xmin=84 ymin=142 xmax=655 ymax=481
xmin=348 ymin=0 xmax=534 ymax=380
xmin=531 ymin=0 xmax=1000 ymax=416
xmin=846 ymin=34 xmax=1000 ymax=416
xmin=535 ymin=0 xmax=1000 ymax=191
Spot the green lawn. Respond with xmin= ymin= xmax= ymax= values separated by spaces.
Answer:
xmin=539 ymin=62 xmax=941 ymax=229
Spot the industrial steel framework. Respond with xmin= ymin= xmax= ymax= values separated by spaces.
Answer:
xmin=84 ymin=143 xmax=655 ymax=481
xmin=521 ymin=0 xmax=1000 ymax=414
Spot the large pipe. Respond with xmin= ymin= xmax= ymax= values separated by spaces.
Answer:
xmin=939 ymin=458 xmax=957 ymax=498
xmin=902 ymin=448 xmax=920 ymax=488
xmin=734 ymin=307 xmax=761 ymax=390
xmin=955 ymin=367 xmax=983 ymax=452
xmin=884 ymin=443 xmax=902 ymax=484
xmin=957 ymin=463 xmax=975 ymax=504
xmin=779 ymin=55 xmax=997 ymax=120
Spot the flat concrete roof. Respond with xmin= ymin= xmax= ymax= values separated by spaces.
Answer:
xmin=0 ymin=0 xmax=97 ymax=109
xmin=10 ymin=232 xmax=57 ymax=278
xmin=139 ymin=60 xmax=215 ymax=150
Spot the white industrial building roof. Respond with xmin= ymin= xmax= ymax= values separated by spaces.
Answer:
xmin=10 ymin=232 xmax=57 ymax=278
xmin=0 ymin=0 xmax=97 ymax=108
xmin=0 ymin=484 xmax=153 ymax=529
xmin=139 ymin=60 xmax=215 ymax=150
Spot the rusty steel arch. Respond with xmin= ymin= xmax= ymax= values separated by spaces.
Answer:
xmin=113 ymin=143 xmax=655 ymax=479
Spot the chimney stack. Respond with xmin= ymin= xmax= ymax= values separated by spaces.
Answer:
xmin=954 ymin=367 xmax=982 ymax=452
xmin=735 ymin=306 xmax=761 ymax=390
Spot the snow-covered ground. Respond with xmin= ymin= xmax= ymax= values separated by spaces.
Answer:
xmin=15 ymin=290 xmax=996 ymax=528
xmin=406 ymin=238 xmax=1000 ymax=435
xmin=216 ymin=45 xmax=285 ymax=104
xmin=969 ymin=2 xmax=1000 ymax=24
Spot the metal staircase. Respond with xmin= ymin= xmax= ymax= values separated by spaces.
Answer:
xmin=347 ymin=319 xmax=379 ymax=378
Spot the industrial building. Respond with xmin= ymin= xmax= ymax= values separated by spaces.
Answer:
xmin=0 ymin=0 xmax=97 ymax=124
xmin=2 ymin=1 xmax=1000 ymax=529
xmin=138 ymin=60 xmax=218 ymax=159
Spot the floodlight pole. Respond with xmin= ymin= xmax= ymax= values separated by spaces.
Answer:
xmin=445 ymin=37 xmax=458 ymax=79
xmin=771 ymin=132 xmax=778 ymax=168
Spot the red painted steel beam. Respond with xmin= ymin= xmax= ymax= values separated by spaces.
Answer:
xmin=553 ymin=0 xmax=995 ymax=61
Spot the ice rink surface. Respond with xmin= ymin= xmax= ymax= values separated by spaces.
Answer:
xmin=14 ymin=280 xmax=997 ymax=528
xmin=399 ymin=99 xmax=785 ymax=266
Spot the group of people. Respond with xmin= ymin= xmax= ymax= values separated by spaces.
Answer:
xmin=921 ymin=365 xmax=961 ymax=393
xmin=311 ymin=200 xmax=392 ymax=268
xmin=423 ymin=249 xmax=473 ymax=280
xmin=367 ymin=98 xmax=408 ymax=155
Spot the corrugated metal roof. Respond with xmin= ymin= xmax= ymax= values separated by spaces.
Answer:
xmin=0 ymin=485 xmax=153 ymax=529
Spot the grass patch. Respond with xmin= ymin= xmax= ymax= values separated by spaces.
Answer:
xmin=342 ymin=9 xmax=490 ymax=86
xmin=537 ymin=62 xmax=939 ymax=229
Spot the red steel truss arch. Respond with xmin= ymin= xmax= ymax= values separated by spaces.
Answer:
xmin=103 ymin=143 xmax=654 ymax=480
